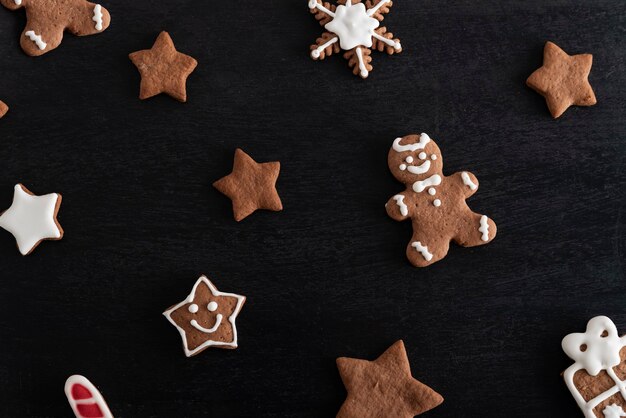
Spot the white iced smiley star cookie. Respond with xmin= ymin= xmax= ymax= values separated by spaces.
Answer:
xmin=163 ymin=275 xmax=246 ymax=357
xmin=0 ymin=184 xmax=63 ymax=255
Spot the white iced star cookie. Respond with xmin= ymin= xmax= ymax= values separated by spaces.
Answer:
xmin=163 ymin=276 xmax=246 ymax=357
xmin=0 ymin=184 xmax=63 ymax=255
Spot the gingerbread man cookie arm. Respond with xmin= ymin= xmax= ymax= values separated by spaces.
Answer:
xmin=386 ymin=193 xmax=411 ymax=221
xmin=451 ymin=171 xmax=479 ymax=198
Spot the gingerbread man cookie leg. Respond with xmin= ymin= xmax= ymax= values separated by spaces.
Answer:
xmin=65 ymin=1 xmax=111 ymax=37
xmin=406 ymin=232 xmax=450 ymax=268
xmin=1 ymin=0 xmax=111 ymax=56
xmin=453 ymin=212 xmax=497 ymax=247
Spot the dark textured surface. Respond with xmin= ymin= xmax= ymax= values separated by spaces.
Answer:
xmin=0 ymin=0 xmax=624 ymax=417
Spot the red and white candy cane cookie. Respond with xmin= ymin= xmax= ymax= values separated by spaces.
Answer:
xmin=64 ymin=375 xmax=113 ymax=418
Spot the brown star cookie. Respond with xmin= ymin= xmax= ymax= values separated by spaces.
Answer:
xmin=336 ymin=340 xmax=443 ymax=417
xmin=213 ymin=149 xmax=283 ymax=222
xmin=0 ymin=0 xmax=111 ymax=56
xmin=129 ymin=31 xmax=198 ymax=102
xmin=0 ymin=101 xmax=8 ymax=118
xmin=526 ymin=41 xmax=597 ymax=118
xmin=163 ymin=276 xmax=246 ymax=357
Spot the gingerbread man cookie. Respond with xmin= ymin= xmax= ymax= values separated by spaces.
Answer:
xmin=0 ymin=0 xmax=111 ymax=56
xmin=386 ymin=134 xmax=497 ymax=267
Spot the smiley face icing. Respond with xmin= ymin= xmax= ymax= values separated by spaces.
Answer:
xmin=163 ymin=276 xmax=246 ymax=357
xmin=385 ymin=134 xmax=497 ymax=267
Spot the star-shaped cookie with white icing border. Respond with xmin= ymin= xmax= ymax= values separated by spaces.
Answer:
xmin=163 ymin=276 xmax=246 ymax=357
xmin=0 ymin=184 xmax=63 ymax=255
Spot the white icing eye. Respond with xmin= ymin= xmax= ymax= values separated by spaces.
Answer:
xmin=418 ymin=152 xmax=427 ymax=160
xmin=428 ymin=188 xmax=436 ymax=196
xmin=207 ymin=302 xmax=218 ymax=312
xmin=431 ymin=154 xmax=437 ymax=160
xmin=399 ymin=164 xmax=407 ymax=171
xmin=188 ymin=304 xmax=199 ymax=313
xmin=405 ymin=156 xmax=414 ymax=163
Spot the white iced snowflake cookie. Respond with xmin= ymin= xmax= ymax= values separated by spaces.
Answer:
xmin=308 ymin=0 xmax=402 ymax=79
xmin=0 ymin=184 xmax=63 ymax=255
xmin=562 ymin=316 xmax=626 ymax=418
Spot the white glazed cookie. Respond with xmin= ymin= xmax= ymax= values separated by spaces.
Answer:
xmin=308 ymin=0 xmax=402 ymax=79
xmin=0 ymin=184 xmax=63 ymax=255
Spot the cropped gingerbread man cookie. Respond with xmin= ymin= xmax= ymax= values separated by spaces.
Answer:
xmin=308 ymin=0 xmax=402 ymax=79
xmin=386 ymin=134 xmax=497 ymax=267
xmin=0 ymin=0 xmax=111 ymax=56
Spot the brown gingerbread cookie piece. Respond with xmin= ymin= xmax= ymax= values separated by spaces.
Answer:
xmin=336 ymin=340 xmax=443 ymax=417
xmin=163 ymin=276 xmax=246 ymax=357
xmin=385 ymin=133 xmax=497 ymax=267
xmin=308 ymin=0 xmax=402 ymax=79
xmin=213 ymin=148 xmax=283 ymax=222
xmin=562 ymin=316 xmax=626 ymax=418
xmin=0 ymin=100 xmax=8 ymax=118
xmin=129 ymin=32 xmax=198 ymax=102
xmin=1 ymin=0 xmax=111 ymax=56
xmin=526 ymin=41 xmax=596 ymax=119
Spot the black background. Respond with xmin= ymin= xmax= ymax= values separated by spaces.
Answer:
xmin=0 ymin=0 xmax=625 ymax=417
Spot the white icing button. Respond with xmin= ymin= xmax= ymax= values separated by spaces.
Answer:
xmin=188 ymin=304 xmax=199 ymax=313
xmin=207 ymin=302 xmax=218 ymax=312
xmin=399 ymin=164 xmax=407 ymax=171
xmin=433 ymin=199 xmax=441 ymax=207
xmin=431 ymin=154 xmax=437 ymax=160
xmin=428 ymin=188 xmax=436 ymax=196
xmin=405 ymin=156 xmax=414 ymax=163
xmin=418 ymin=152 xmax=427 ymax=160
